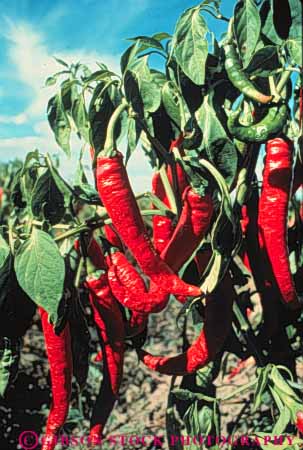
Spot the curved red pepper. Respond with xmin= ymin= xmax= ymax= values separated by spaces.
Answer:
xmin=39 ymin=307 xmax=73 ymax=450
xmin=104 ymin=224 xmax=123 ymax=249
xmin=107 ymin=251 xmax=169 ymax=313
xmin=161 ymin=187 xmax=213 ymax=273
xmin=258 ymin=138 xmax=301 ymax=309
xmin=74 ymin=237 xmax=106 ymax=270
xmin=137 ymin=275 xmax=234 ymax=375
xmin=85 ymin=273 xmax=125 ymax=441
xmin=96 ymin=151 xmax=201 ymax=298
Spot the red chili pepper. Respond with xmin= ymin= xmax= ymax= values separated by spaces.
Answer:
xmin=258 ymin=138 xmax=300 ymax=309
xmin=296 ymin=411 xmax=303 ymax=433
xmin=85 ymin=272 xmax=125 ymax=441
xmin=161 ymin=187 xmax=213 ymax=273
xmin=39 ymin=307 xmax=73 ymax=450
xmin=107 ymin=251 xmax=169 ymax=313
xmin=96 ymin=151 xmax=201 ymax=297
xmin=104 ymin=224 xmax=123 ymax=249
xmin=0 ymin=187 xmax=3 ymax=208
xmin=151 ymin=171 xmax=174 ymax=254
xmin=137 ymin=274 xmax=234 ymax=375
xmin=74 ymin=237 xmax=106 ymax=270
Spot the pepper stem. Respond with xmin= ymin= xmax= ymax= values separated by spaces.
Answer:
xmin=159 ymin=165 xmax=178 ymax=215
xmin=103 ymin=100 xmax=128 ymax=157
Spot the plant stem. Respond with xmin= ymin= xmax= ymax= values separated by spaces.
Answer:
xmin=276 ymin=70 xmax=292 ymax=94
xmin=103 ymin=100 xmax=128 ymax=157
xmin=159 ymin=165 xmax=178 ymax=215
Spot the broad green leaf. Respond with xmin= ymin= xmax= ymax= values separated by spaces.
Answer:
xmin=260 ymin=0 xmax=283 ymax=45
xmin=234 ymin=0 xmax=261 ymax=67
xmin=126 ymin=118 xmax=141 ymax=162
xmin=88 ymin=82 xmax=117 ymax=153
xmin=172 ymin=6 xmax=208 ymax=85
xmin=287 ymin=0 xmax=303 ymax=66
xmin=128 ymin=57 xmax=162 ymax=113
xmin=127 ymin=35 xmax=164 ymax=52
xmin=47 ymin=93 xmax=71 ymax=156
xmin=245 ymin=45 xmax=281 ymax=77
xmin=152 ymin=32 xmax=171 ymax=41
xmin=31 ymin=169 xmax=65 ymax=225
xmin=162 ymin=81 xmax=182 ymax=128
xmin=286 ymin=38 xmax=303 ymax=67
xmin=14 ymin=229 xmax=65 ymax=322
xmin=83 ymin=69 xmax=117 ymax=85
xmin=72 ymin=94 xmax=90 ymax=143
xmin=0 ymin=235 xmax=9 ymax=269
xmin=196 ymin=97 xmax=237 ymax=187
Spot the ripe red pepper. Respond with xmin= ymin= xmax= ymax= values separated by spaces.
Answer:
xmin=161 ymin=187 xmax=213 ymax=272
xmin=0 ymin=187 xmax=3 ymax=208
xmin=107 ymin=251 xmax=170 ymax=313
xmin=96 ymin=151 xmax=201 ymax=298
xmin=74 ymin=237 xmax=106 ymax=270
xmin=39 ymin=307 xmax=73 ymax=450
xmin=258 ymin=138 xmax=301 ymax=309
xmin=296 ymin=410 xmax=303 ymax=433
xmin=137 ymin=274 xmax=234 ymax=375
xmin=85 ymin=273 xmax=125 ymax=441
xmin=151 ymin=170 xmax=174 ymax=253
xmin=104 ymin=224 xmax=123 ymax=249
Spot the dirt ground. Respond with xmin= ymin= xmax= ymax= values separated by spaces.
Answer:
xmin=0 ymin=297 xmax=270 ymax=450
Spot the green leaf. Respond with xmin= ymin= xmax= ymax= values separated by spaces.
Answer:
xmin=47 ymin=93 xmax=71 ymax=156
xmin=260 ymin=0 xmax=283 ymax=45
xmin=172 ymin=6 xmax=208 ymax=85
xmin=128 ymin=57 xmax=162 ymax=113
xmin=272 ymin=407 xmax=291 ymax=435
xmin=72 ymin=94 xmax=90 ymax=143
xmin=287 ymin=0 xmax=303 ymax=66
xmin=126 ymin=118 xmax=141 ymax=162
xmin=234 ymin=0 xmax=261 ymax=67
xmin=152 ymin=32 xmax=171 ymax=41
xmin=162 ymin=82 xmax=182 ymax=128
xmin=83 ymin=69 xmax=117 ymax=85
xmin=14 ymin=229 xmax=65 ymax=322
xmin=127 ymin=35 xmax=165 ymax=52
xmin=31 ymin=169 xmax=65 ymax=225
xmin=245 ymin=45 xmax=281 ymax=77
xmin=0 ymin=339 xmax=20 ymax=397
xmin=196 ymin=96 xmax=237 ymax=187
xmin=54 ymin=56 xmax=69 ymax=68
xmin=253 ymin=366 xmax=270 ymax=412
xmin=0 ymin=235 xmax=9 ymax=269
xmin=88 ymin=82 xmax=117 ymax=153
xmin=286 ymin=38 xmax=303 ymax=67
xmin=45 ymin=76 xmax=57 ymax=87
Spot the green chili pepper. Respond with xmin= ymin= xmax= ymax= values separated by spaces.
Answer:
xmin=227 ymin=104 xmax=288 ymax=143
xmin=224 ymin=20 xmax=272 ymax=105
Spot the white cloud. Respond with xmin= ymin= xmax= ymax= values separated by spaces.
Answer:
xmin=0 ymin=19 xmax=153 ymax=193
xmin=3 ymin=19 xmax=120 ymax=122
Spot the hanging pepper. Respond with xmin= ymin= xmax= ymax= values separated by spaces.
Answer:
xmin=107 ymin=251 xmax=170 ymax=313
xmin=39 ymin=307 xmax=73 ymax=450
xmin=258 ymin=138 xmax=301 ymax=309
xmin=151 ymin=171 xmax=175 ymax=254
xmin=137 ymin=274 xmax=234 ymax=375
xmin=227 ymin=104 xmax=288 ymax=143
xmin=85 ymin=272 xmax=125 ymax=442
xmin=161 ymin=187 xmax=213 ymax=273
xmin=96 ymin=151 xmax=201 ymax=297
xmin=104 ymin=224 xmax=123 ymax=249
xmin=224 ymin=19 xmax=272 ymax=104
xmin=74 ymin=237 xmax=106 ymax=270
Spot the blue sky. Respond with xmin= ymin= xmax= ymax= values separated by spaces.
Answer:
xmin=0 ymin=0 xmax=234 ymax=191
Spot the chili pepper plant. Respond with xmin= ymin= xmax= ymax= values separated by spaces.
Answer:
xmin=0 ymin=0 xmax=303 ymax=449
